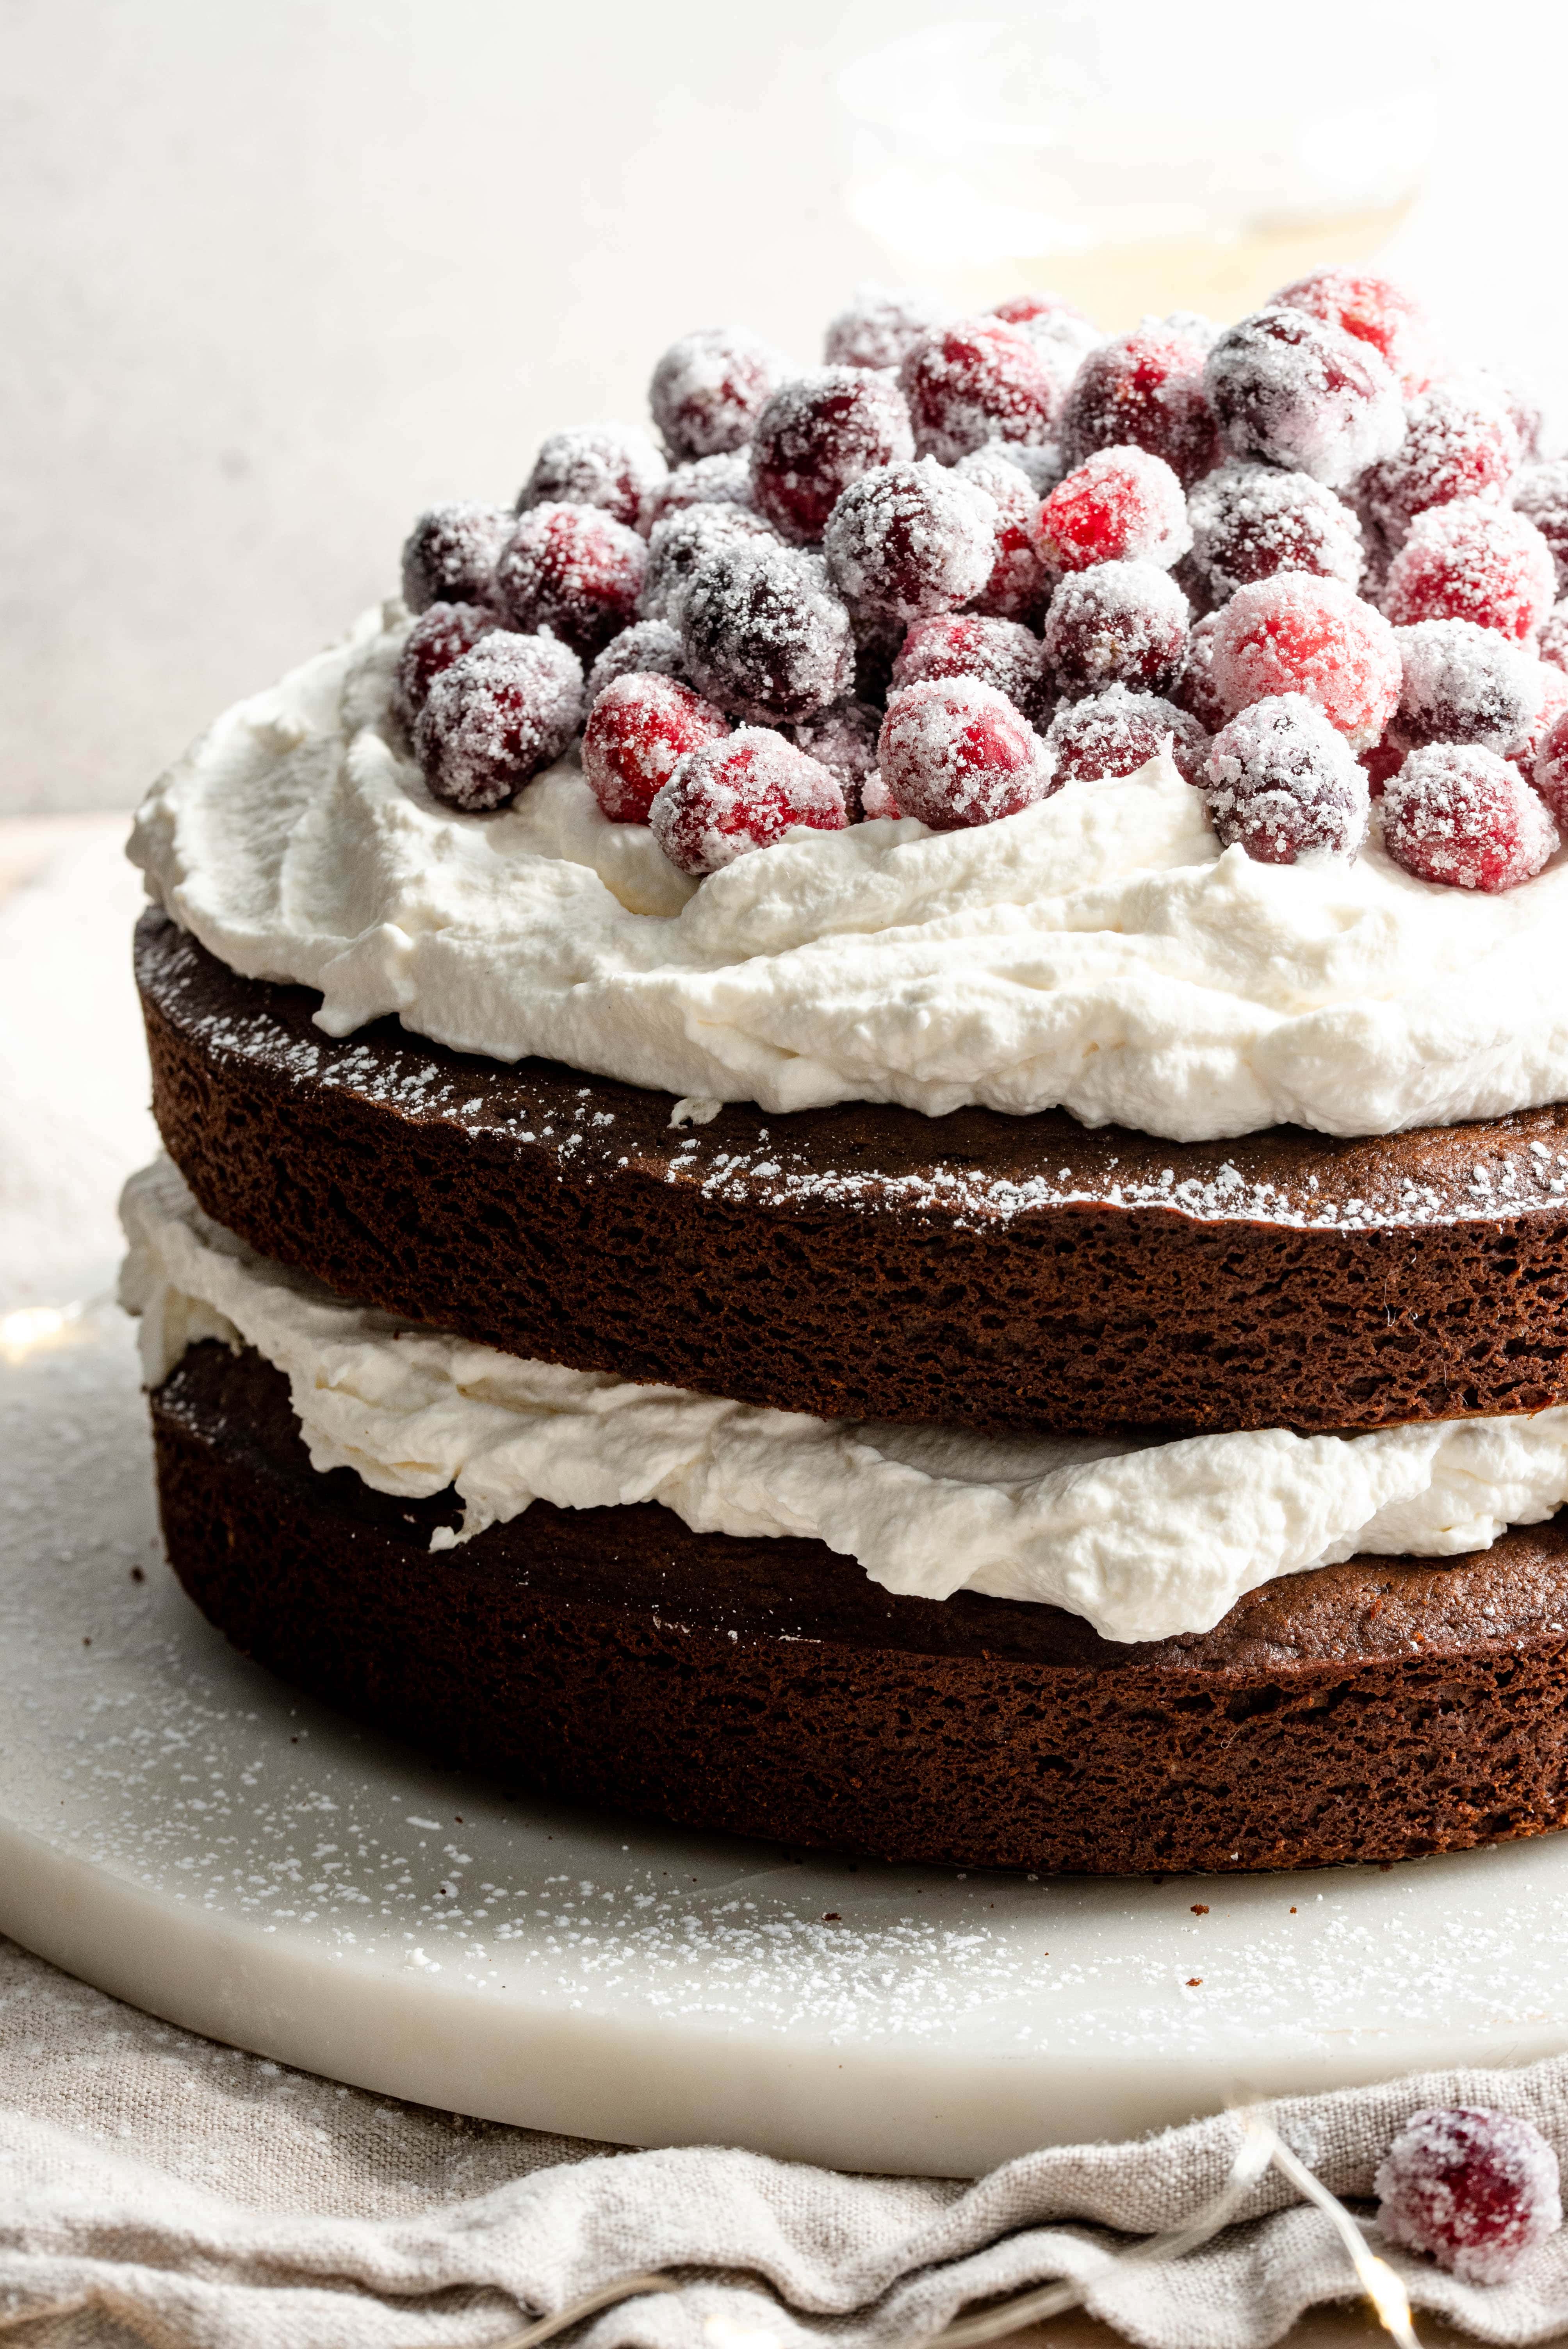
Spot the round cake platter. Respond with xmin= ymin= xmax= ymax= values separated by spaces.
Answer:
xmin=5 ymin=1305 xmax=1568 ymax=2179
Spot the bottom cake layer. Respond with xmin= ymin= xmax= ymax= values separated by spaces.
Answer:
xmin=151 ymin=1340 xmax=1568 ymax=1876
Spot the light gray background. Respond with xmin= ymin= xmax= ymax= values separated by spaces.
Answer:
xmin=4 ymin=0 xmax=1565 ymax=816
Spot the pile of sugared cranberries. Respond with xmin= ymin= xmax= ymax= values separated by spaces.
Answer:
xmin=391 ymin=266 xmax=1567 ymax=896
xmin=1375 ymin=2107 xmax=1562 ymax=2285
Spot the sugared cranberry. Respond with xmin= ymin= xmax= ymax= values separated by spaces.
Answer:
xmin=414 ymin=633 xmax=584 ymax=813
xmin=678 ymin=540 xmax=855 ymax=723
xmin=1375 ymin=2107 xmax=1563 ymax=2285
xmin=1512 ymin=461 xmax=1568 ymax=593
xmin=1205 ymin=308 xmax=1405 ymax=488
xmin=649 ymin=729 xmax=845 ymax=875
xmin=492 ymin=503 xmax=646 ymax=660
xmin=1497 ymin=374 xmax=1547 ymax=464
xmin=518 ymin=425 xmax=668 ymax=532
xmin=586 ymin=618 xmax=690 ymax=704
xmin=991 ymin=290 xmax=1092 ymax=330
xmin=1043 ymin=561 xmax=1189 ymax=699
xmin=1540 ymin=601 xmax=1568 ymax=675
xmin=1167 ymin=610 xmax=1228 ymax=734
xmin=1210 ymin=574 xmax=1400 ymax=749
xmin=893 ymin=612 xmax=1048 ymax=728
xmin=1518 ymin=666 xmax=1568 ymax=795
xmin=999 ymin=443 xmax=1068 ymax=497
xmin=638 ymin=453 xmax=755 ymax=536
xmin=1059 ymin=326 xmax=1219 ymax=490
xmin=1187 ymin=462 xmax=1365 ymax=603
xmin=1383 ymin=498 xmax=1557 ymax=642
xmin=1360 ymin=386 xmax=1520 ymax=545
xmin=952 ymin=449 xmax=1051 ymax=624
xmin=391 ymin=602 xmax=501 ymax=732
xmin=823 ymin=458 xmax=996 ymax=624
xmin=1271 ymin=267 xmax=1436 ymax=395
xmin=1046 ymin=685 xmax=1210 ymax=787
xmin=1382 ymin=744 xmax=1558 ymax=891
xmin=1037 ymin=446 xmax=1190 ymax=573
xmin=400 ymin=502 xmax=512 ymax=615
xmin=787 ymin=699 xmax=882 ymax=819
xmin=748 ymin=369 xmax=914 ymax=545
xmin=1392 ymin=619 xmax=1541 ymax=753
xmin=1206 ymin=694 xmax=1369 ymax=864
xmin=861 ymin=773 xmax=903 ymax=820
xmin=649 ymin=326 xmax=790 ymax=462
xmin=581 ymin=672 xmax=731 ymax=825
xmin=898 ymin=317 xmax=1062 ymax=466
xmin=640 ymin=503 xmax=779 ymax=624
xmin=824 ymin=283 xmax=951 ymax=371
xmin=879 ymin=678 xmax=1052 ymax=830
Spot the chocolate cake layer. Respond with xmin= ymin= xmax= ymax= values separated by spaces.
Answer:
xmin=138 ymin=907 xmax=1568 ymax=1438
xmin=152 ymin=1338 xmax=1568 ymax=1876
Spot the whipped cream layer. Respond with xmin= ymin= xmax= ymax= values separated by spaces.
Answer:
xmin=121 ymin=1158 xmax=1568 ymax=1645
xmin=127 ymin=607 xmax=1568 ymax=1146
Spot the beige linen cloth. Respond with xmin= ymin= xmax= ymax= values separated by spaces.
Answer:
xmin=5 ymin=1933 xmax=1568 ymax=2349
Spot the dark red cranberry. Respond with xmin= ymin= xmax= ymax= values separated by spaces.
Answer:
xmin=1360 ymin=736 xmax=1406 ymax=797
xmin=678 ymin=540 xmax=855 ymax=723
xmin=1167 ymin=609 xmax=1228 ymax=734
xmin=823 ymin=458 xmax=996 ymax=624
xmin=1375 ymin=2107 xmax=1562 ymax=2284
xmin=1043 ymin=561 xmax=1189 ymax=699
xmin=492 ymin=504 xmax=646 ymax=660
xmin=400 ymin=502 xmax=512 ymax=614
xmin=638 ymin=453 xmax=754 ymax=536
xmin=1512 ymin=461 xmax=1568 ymax=594
xmin=649 ymin=730 xmax=845 ymax=875
xmin=879 ymin=678 xmax=1052 ymax=829
xmin=1205 ymin=307 xmax=1404 ymax=487
xmin=823 ymin=284 xmax=951 ymax=371
xmin=1392 ymin=619 xmax=1540 ymax=753
xmin=1361 ymin=386 xmax=1520 ymax=544
xmin=1059 ymin=326 xmax=1219 ymax=489
xmin=649 ymin=326 xmax=789 ymax=462
xmin=748 ymin=369 xmax=914 ymax=545
xmin=391 ymin=602 xmax=501 ymax=732
xmin=414 ymin=634 xmax=584 ymax=812
xmin=1210 ymin=574 xmax=1400 ymax=747
xmin=1270 ymin=267 xmax=1436 ymax=394
xmin=1382 ymin=744 xmax=1558 ymax=890
xmin=581 ymin=673 xmax=731 ymax=824
xmin=1037 ymin=446 xmax=1190 ymax=572
xmin=1046 ymin=686 xmax=1209 ymax=787
xmin=1187 ymin=462 xmax=1364 ymax=603
xmin=1383 ymin=498 xmax=1557 ymax=642
xmin=952 ymin=449 xmax=1050 ymax=624
xmin=787 ymin=699 xmax=882 ymax=818
xmin=586 ymin=618 xmax=690 ymax=704
xmin=893 ymin=613 xmax=1048 ymax=728
xmin=1205 ymin=694 xmax=1369 ymax=863
xmin=518 ymin=426 xmax=668 ymax=531
xmin=640 ymin=504 xmax=779 ymax=624
xmin=898 ymin=317 xmax=1062 ymax=466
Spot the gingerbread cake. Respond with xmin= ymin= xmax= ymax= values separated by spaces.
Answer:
xmin=121 ymin=270 xmax=1568 ymax=1873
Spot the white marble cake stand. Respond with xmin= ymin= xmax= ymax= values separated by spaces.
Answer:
xmin=5 ymin=1305 xmax=1568 ymax=2179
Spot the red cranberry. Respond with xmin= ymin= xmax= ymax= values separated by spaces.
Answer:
xmin=678 ymin=539 xmax=855 ymax=723
xmin=1383 ymin=498 xmax=1557 ymax=642
xmin=586 ymin=618 xmax=690 ymax=704
xmin=581 ymin=673 xmax=731 ymax=825
xmin=1382 ymin=744 xmax=1558 ymax=891
xmin=1205 ymin=308 xmax=1404 ymax=488
xmin=1512 ymin=461 xmax=1568 ymax=594
xmin=1375 ymin=2107 xmax=1562 ymax=2285
xmin=1167 ymin=610 xmax=1228 ymax=733
xmin=1059 ymin=326 xmax=1219 ymax=490
xmin=1392 ymin=619 xmax=1541 ymax=753
xmin=787 ymin=699 xmax=882 ymax=819
xmin=400 ymin=502 xmax=512 ymax=614
xmin=640 ymin=503 xmax=780 ymax=624
xmin=492 ymin=503 xmax=646 ymax=660
xmin=638 ymin=453 xmax=754 ymax=536
xmin=1271 ymin=267 xmax=1437 ymax=395
xmin=824 ymin=284 xmax=951 ymax=371
xmin=414 ymin=634 xmax=584 ymax=813
xmin=952 ymin=449 xmax=1051 ymax=624
xmin=1361 ymin=385 xmax=1520 ymax=545
xmin=1038 ymin=446 xmax=1190 ymax=572
xmin=991 ymin=290 xmax=1096 ymax=337
xmin=893 ymin=613 xmax=1048 ymax=728
xmin=1206 ymin=694 xmax=1370 ymax=864
xmin=649 ymin=326 xmax=789 ymax=462
xmin=649 ymin=729 xmax=845 ymax=876
xmin=391 ymin=602 xmax=501 ymax=732
xmin=823 ymin=458 xmax=996 ymax=624
xmin=518 ymin=425 xmax=668 ymax=532
xmin=748 ymin=369 xmax=914 ymax=545
xmin=1539 ymin=600 xmax=1568 ymax=675
xmin=1187 ymin=462 xmax=1365 ymax=603
xmin=1210 ymin=574 xmax=1400 ymax=748
xmin=1043 ymin=561 xmax=1189 ymax=699
xmin=879 ymin=678 xmax=1052 ymax=830
xmin=1046 ymin=685 xmax=1210 ymax=787
xmin=898 ymin=317 xmax=1062 ymax=467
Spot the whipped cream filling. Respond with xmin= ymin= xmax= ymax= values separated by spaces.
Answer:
xmin=120 ymin=1157 xmax=1568 ymax=1645
xmin=128 ymin=606 xmax=1568 ymax=1146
